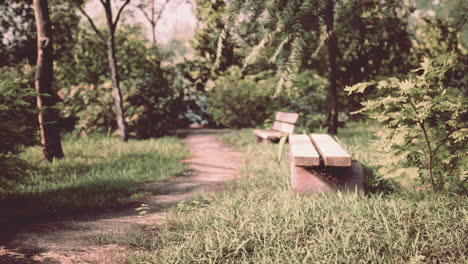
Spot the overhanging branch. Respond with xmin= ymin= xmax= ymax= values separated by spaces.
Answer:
xmin=77 ymin=4 xmax=106 ymax=42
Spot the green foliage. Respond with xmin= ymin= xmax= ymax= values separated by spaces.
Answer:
xmin=0 ymin=136 xmax=189 ymax=220
xmin=0 ymin=78 xmax=38 ymax=190
xmin=166 ymin=59 xmax=214 ymax=125
xmin=208 ymin=67 xmax=280 ymax=128
xmin=0 ymin=0 xmax=80 ymax=67
xmin=192 ymin=0 xmax=239 ymax=72
xmin=221 ymin=0 xmax=325 ymax=93
xmin=217 ymin=0 xmax=466 ymax=118
xmin=346 ymin=54 xmax=467 ymax=192
xmin=208 ymin=67 xmax=329 ymax=129
xmin=58 ymin=25 xmax=191 ymax=138
xmin=335 ymin=0 xmax=415 ymax=112
xmin=286 ymin=70 xmax=328 ymax=130
xmin=410 ymin=14 xmax=463 ymax=59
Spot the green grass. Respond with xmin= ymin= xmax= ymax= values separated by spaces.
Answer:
xmin=0 ymin=135 xmax=189 ymax=220
xmin=95 ymin=125 xmax=467 ymax=263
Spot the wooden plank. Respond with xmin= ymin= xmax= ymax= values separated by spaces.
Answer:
xmin=253 ymin=129 xmax=284 ymax=139
xmin=275 ymin=112 xmax=299 ymax=124
xmin=309 ymin=134 xmax=352 ymax=167
xmin=272 ymin=121 xmax=295 ymax=134
xmin=289 ymin=135 xmax=320 ymax=166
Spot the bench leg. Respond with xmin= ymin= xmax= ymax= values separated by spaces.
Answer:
xmin=289 ymin=145 xmax=364 ymax=194
xmin=254 ymin=136 xmax=269 ymax=144
xmin=289 ymin=144 xmax=334 ymax=194
xmin=341 ymin=161 xmax=364 ymax=194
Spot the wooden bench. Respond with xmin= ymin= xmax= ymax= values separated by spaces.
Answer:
xmin=289 ymin=134 xmax=364 ymax=194
xmin=253 ymin=112 xmax=299 ymax=143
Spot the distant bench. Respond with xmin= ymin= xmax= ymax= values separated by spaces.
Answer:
xmin=253 ymin=112 xmax=299 ymax=143
xmin=289 ymin=134 xmax=364 ymax=194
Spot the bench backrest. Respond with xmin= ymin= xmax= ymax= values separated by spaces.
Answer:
xmin=289 ymin=134 xmax=352 ymax=167
xmin=272 ymin=112 xmax=299 ymax=134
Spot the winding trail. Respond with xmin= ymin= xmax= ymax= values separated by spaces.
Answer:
xmin=0 ymin=129 xmax=242 ymax=264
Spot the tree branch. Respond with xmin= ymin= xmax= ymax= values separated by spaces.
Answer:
xmin=153 ymin=0 xmax=170 ymax=28
xmin=77 ymin=4 xmax=106 ymax=42
xmin=134 ymin=3 xmax=152 ymax=25
xmin=113 ymin=0 xmax=131 ymax=32
xmin=433 ymin=122 xmax=459 ymax=156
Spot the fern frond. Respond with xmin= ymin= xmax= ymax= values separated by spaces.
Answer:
xmin=269 ymin=35 xmax=290 ymax=63
xmin=311 ymin=25 xmax=329 ymax=59
xmin=214 ymin=28 xmax=227 ymax=69
xmin=244 ymin=28 xmax=278 ymax=67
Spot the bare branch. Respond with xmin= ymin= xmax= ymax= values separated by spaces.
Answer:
xmin=134 ymin=0 xmax=170 ymax=28
xmin=153 ymin=0 xmax=170 ymax=28
xmin=77 ymin=4 xmax=106 ymax=42
xmin=133 ymin=5 xmax=152 ymax=24
xmin=113 ymin=0 xmax=131 ymax=32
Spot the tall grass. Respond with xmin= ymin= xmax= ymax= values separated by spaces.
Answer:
xmin=0 ymin=135 xmax=189 ymax=220
xmin=103 ymin=126 xmax=466 ymax=263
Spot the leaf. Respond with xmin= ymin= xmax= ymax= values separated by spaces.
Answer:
xmin=277 ymin=135 xmax=288 ymax=163
xmin=214 ymin=28 xmax=227 ymax=69
xmin=344 ymin=81 xmax=374 ymax=94
xmin=398 ymin=79 xmax=415 ymax=93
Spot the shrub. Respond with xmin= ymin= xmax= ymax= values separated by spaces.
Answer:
xmin=0 ymin=78 xmax=37 ymax=190
xmin=346 ymin=53 xmax=467 ymax=192
xmin=165 ymin=59 xmax=213 ymax=126
xmin=62 ymin=76 xmax=190 ymax=139
xmin=283 ymin=70 xmax=328 ymax=131
xmin=208 ymin=67 xmax=329 ymax=130
xmin=208 ymin=67 xmax=280 ymax=128
xmin=58 ymin=25 xmax=193 ymax=138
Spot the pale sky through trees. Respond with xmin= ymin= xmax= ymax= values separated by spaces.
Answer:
xmin=84 ymin=0 xmax=197 ymax=44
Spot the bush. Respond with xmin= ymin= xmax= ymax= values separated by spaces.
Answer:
xmin=346 ymin=53 xmax=467 ymax=193
xmin=0 ymin=78 xmax=37 ymax=190
xmin=283 ymin=70 xmax=328 ymax=131
xmin=165 ymin=59 xmax=213 ymax=126
xmin=62 ymin=76 xmax=190 ymax=139
xmin=58 ymin=25 xmax=192 ymax=138
xmin=208 ymin=67 xmax=329 ymax=130
xmin=208 ymin=67 xmax=280 ymax=128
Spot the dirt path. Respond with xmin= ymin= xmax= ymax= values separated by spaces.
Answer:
xmin=0 ymin=129 xmax=242 ymax=264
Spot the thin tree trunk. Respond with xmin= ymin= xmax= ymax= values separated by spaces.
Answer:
xmin=325 ymin=0 xmax=338 ymax=135
xmin=151 ymin=22 xmax=156 ymax=44
xmin=33 ymin=0 xmax=64 ymax=161
xmin=151 ymin=0 xmax=156 ymax=44
xmin=103 ymin=0 xmax=128 ymax=142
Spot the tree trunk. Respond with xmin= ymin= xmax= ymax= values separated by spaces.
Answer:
xmin=103 ymin=0 xmax=128 ymax=142
xmin=151 ymin=0 xmax=156 ymax=44
xmin=151 ymin=22 xmax=156 ymax=44
xmin=325 ymin=0 xmax=338 ymax=135
xmin=33 ymin=0 xmax=64 ymax=161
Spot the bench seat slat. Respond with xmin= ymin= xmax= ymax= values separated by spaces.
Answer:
xmin=310 ymin=134 xmax=352 ymax=167
xmin=289 ymin=135 xmax=320 ymax=166
xmin=272 ymin=121 xmax=295 ymax=134
xmin=253 ymin=129 xmax=285 ymax=139
xmin=275 ymin=112 xmax=299 ymax=124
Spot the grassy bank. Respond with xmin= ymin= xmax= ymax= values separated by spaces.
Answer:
xmin=0 ymin=136 xmax=189 ymax=220
xmin=99 ymin=126 xmax=467 ymax=263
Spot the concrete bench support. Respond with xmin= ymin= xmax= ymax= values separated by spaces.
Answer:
xmin=289 ymin=134 xmax=364 ymax=194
